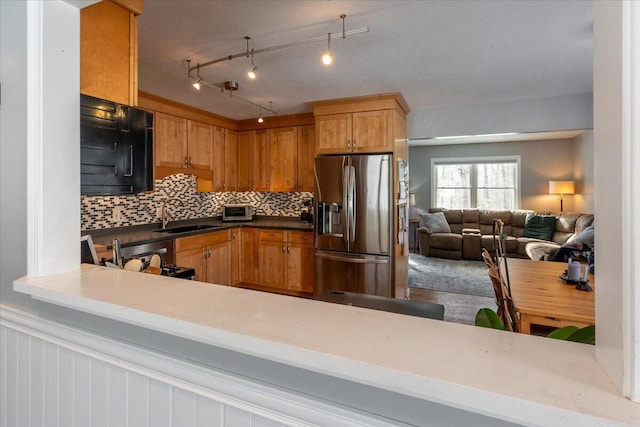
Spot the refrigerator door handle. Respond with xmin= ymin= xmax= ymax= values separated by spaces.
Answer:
xmin=315 ymin=252 xmax=389 ymax=264
xmin=342 ymin=164 xmax=350 ymax=244
xmin=348 ymin=165 xmax=356 ymax=243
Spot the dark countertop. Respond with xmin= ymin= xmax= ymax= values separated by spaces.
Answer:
xmin=85 ymin=216 xmax=314 ymax=248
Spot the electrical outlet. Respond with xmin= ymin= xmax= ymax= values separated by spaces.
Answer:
xmin=112 ymin=206 xmax=123 ymax=222
xmin=156 ymin=206 xmax=163 ymax=219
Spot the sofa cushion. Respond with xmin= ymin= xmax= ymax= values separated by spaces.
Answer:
xmin=420 ymin=212 xmax=451 ymax=233
xmin=481 ymin=234 xmax=518 ymax=254
xmin=521 ymin=214 xmax=556 ymax=241
xmin=525 ymin=241 xmax=561 ymax=261
xmin=429 ymin=233 xmax=463 ymax=250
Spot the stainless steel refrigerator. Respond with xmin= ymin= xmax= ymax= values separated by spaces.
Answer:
xmin=314 ymin=154 xmax=393 ymax=297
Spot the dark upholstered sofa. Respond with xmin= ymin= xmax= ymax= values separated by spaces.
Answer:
xmin=417 ymin=208 xmax=594 ymax=261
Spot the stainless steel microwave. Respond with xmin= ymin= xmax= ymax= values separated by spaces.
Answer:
xmin=222 ymin=204 xmax=253 ymax=221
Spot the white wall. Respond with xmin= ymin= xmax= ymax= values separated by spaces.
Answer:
xmin=406 ymin=92 xmax=593 ymax=140
xmin=573 ymin=130 xmax=595 ymax=213
xmin=408 ymin=138 xmax=582 ymax=213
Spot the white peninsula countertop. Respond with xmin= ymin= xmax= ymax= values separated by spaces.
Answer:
xmin=14 ymin=265 xmax=640 ymax=426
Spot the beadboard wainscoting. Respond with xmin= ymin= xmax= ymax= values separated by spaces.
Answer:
xmin=81 ymin=174 xmax=313 ymax=230
xmin=0 ymin=305 xmax=399 ymax=427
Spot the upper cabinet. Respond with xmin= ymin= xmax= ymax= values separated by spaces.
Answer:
xmin=154 ymin=112 xmax=214 ymax=181
xmin=81 ymin=0 xmax=140 ymax=106
xmin=297 ymin=125 xmax=316 ymax=192
xmin=237 ymin=124 xmax=314 ymax=193
xmin=269 ymin=127 xmax=298 ymax=192
xmin=311 ymin=94 xmax=409 ymax=155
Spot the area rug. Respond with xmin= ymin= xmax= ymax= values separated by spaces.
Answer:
xmin=408 ymin=254 xmax=494 ymax=298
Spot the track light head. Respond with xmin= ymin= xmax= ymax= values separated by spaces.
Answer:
xmin=248 ymin=66 xmax=258 ymax=80
xmin=192 ymin=79 xmax=203 ymax=90
xmin=257 ymin=115 xmax=264 ymax=124
xmin=322 ymin=32 xmax=334 ymax=65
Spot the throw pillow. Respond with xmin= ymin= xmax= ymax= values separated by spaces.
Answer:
xmin=420 ymin=212 xmax=451 ymax=234
xmin=521 ymin=214 xmax=556 ymax=241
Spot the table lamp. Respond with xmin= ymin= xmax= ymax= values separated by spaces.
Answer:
xmin=549 ymin=180 xmax=574 ymax=212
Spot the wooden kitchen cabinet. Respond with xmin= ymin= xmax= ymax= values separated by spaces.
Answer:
xmin=311 ymin=94 xmax=409 ymax=155
xmin=237 ymin=131 xmax=253 ymax=191
xmin=240 ymin=228 xmax=259 ymax=285
xmin=225 ymin=129 xmax=238 ymax=191
xmin=258 ymin=229 xmax=314 ymax=293
xmin=286 ymin=231 xmax=314 ymax=293
xmin=253 ymin=130 xmax=270 ymax=191
xmin=187 ymin=120 xmax=215 ymax=171
xmin=297 ymin=125 xmax=315 ymax=192
xmin=175 ymin=230 xmax=234 ymax=286
xmin=212 ymin=127 xmax=238 ymax=192
xmin=155 ymin=113 xmax=214 ymax=180
xmin=269 ymin=127 xmax=298 ymax=192
xmin=229 ymin=228 xmax=241 ymax=286
xmin=315 ymin=114 xmax=351 ymax=154
xmin=80 ymin=0 xmax=139 ymax=106
xmin=155 ymin=113 xmax=187 ymax=169
xmin=315 ymin=110 xmax=392 ymax=154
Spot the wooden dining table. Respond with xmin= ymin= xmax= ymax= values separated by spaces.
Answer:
xmin=502 ymin=258 xmax=595 ymax=334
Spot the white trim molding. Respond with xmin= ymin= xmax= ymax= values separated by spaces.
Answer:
xmin=26 ymin=0 xmax=44 ymax=276
xmin=0 ymin=305 xmax=403 ymax=427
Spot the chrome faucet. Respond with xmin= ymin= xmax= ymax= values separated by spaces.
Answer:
xmin=161 ymin=198 xmax=186 ymax=229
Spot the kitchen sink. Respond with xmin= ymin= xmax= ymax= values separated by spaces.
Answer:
xmin=154 ymin=224 xmax=219 ymax=234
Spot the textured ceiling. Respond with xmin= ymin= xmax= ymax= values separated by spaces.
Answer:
xmin=137 ymin=1 xmax=593 ymax=121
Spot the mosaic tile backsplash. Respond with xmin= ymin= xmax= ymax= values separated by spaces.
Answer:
xmin=81 ymin=174 xmax=313 ymax=230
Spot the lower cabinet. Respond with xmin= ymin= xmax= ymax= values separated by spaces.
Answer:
xmin=174 ymin=227 xmax=313 ymax=294
xmin=258 ymin=229 xmax=314 ymax=293
xmin=240 ymin=228 xmax=259 ymax=285
xmin=175 ymin=230 xmax=234 ymax=286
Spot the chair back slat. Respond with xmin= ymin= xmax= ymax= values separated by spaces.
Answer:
xmin=482 ymin=219 xmax=520 ymax=332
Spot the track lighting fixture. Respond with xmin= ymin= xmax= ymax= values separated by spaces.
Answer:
xmin=185 ymin=15 xmax=367 ymax=114
xmin=257 ymin=111 xmax=264 ymax=124
xmin=322 ymin=33 xmax=334 ymax=65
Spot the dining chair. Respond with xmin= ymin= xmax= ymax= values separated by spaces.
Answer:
xmin=481 ymin=219 xmax=520 ymax=332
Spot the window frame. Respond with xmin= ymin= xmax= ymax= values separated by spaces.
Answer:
xmin=430 ymin=155 xmax=522 ymax=210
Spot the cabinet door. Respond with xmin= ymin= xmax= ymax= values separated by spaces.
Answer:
xmin=297 ymin=125 xmax=315 ymax=192
xmin=176 ymin=247 xmax=206 ymax=283
xmin=155 ymin=113 xmax=187 ymax=169
xmin=224 ymin=129 xmax=238 ymax=191
xmin=236 ymin=131 xmax=253 ymax=191
xmin=230 ymin=229 xmax=240 ymax=286
xmin=80 ymin=0 xmax=136 ymax=105
xmin=259 ymin=240 xmax=286 ymax=288
xmin=240 ymin=228 xmax=259 ymax=285
xmin=212 ymin=126 xmax=226 ymax=191
xmin=269 ymin=127 xmax=297 ymax=192
xmin=352 ymin=110 xmax=392 ymax=153
xmin=286 ymin=242 xmax=314 ymax=293
xmin=252 ymin=129 xmax=270 ymax=191
xmin=187 ymin=120 xmax=214 ymax=171
xmin=315 ymin=114 xmax=352 ymax=154
xmin=208 ymin=241 xmax=231 ymax=286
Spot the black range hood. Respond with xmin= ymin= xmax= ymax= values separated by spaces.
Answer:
xmin=80 ymin=94 xmax=153 ymax=196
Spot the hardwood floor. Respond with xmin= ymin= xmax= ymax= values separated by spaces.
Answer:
xmin=408 ymin=287 xmax=497 ymax=325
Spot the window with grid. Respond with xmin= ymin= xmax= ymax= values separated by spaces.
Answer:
xmin=432 ymin=157 xmax=520 ymax=210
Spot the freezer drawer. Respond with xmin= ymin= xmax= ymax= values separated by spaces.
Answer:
xmin=314 ymin=250 xmax=392 ymax=297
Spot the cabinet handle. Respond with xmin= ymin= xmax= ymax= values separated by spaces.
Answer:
xmin=287 ymin=246 xmax=290 ymax=253
xmin=282 ymin=246 xmax=286 ymax=253
xmin=353 ymin=139 xmax=356 ymax=149
xmin=188 ymin=156 xmax=192 ymax=167
xmin=347 ymin=140 xmax=351 ymax=149
xmin=184 ymin=157 xmax=188 ymax=168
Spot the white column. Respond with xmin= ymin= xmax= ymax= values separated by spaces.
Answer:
xmin=26 ymin=0 xmax=80 ymax=276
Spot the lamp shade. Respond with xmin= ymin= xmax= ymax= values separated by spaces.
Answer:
xmin=549 ymin=180 xmax=575 ymax=195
